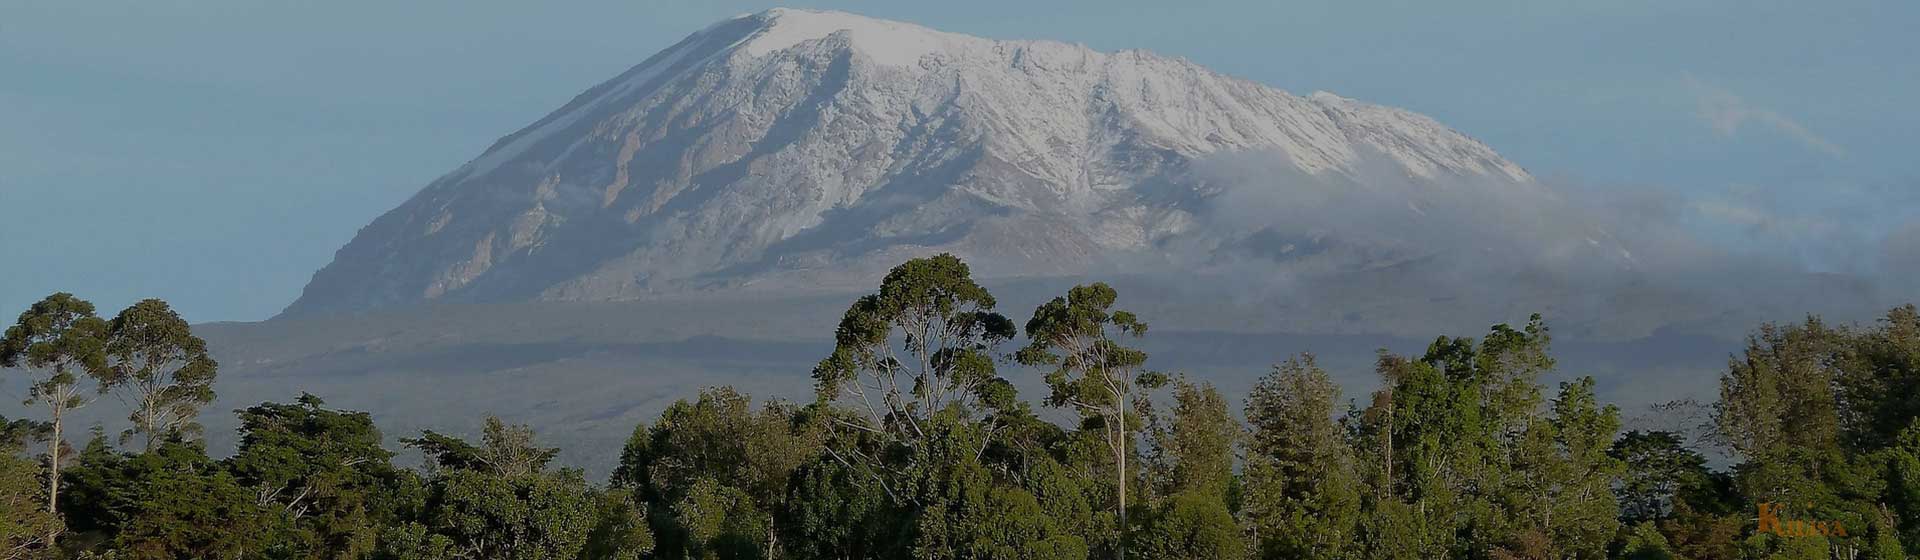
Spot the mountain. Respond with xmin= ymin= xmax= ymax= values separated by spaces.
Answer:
xmin=285 ymin=8 xmax=1541 ymax=317
xmin=138 ymin=8 xmax=1897 ymax=474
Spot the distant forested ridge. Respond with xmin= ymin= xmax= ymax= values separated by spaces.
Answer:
xmin=6 ymin=255 xmax=1919 ymax=560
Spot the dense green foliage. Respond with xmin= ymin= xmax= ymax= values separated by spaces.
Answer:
xmin=6 ymin=256 xmax=1920 ymax=559
xmin=3 ymin=414 xmax=60 ymax=559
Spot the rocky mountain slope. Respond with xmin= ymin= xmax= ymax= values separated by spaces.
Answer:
xmin=285 ymin=8 xmax=1541 ymax=316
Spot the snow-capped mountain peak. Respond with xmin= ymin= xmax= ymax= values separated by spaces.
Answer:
xmin=733 ymin=8 xmax=979 ymax=67
xmin=285 ymin=9 xmax=1538 ymax=316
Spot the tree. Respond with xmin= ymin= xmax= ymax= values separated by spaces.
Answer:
xmin=1836 ymin=305 xmax=1920 ymax=451
xmin=1 ymin=292 xmax=110 ymax=543
xmin=1618 ymin=522 xmax=1678 ymax=560
xmin=101 ymin=299 xmax=217 ymax=451
xmin=110 ymin=441 xmax=275 ymax=560
xmin=1017 ymin=282 xmax=1164 ymax=560
xmin=413 ymin=468 xmax=595 ymax=560
xmin=400 ymin=417 xmax=599 ymax=560
xmin=947 ymin=481 xmax=1089 ymax=560
xmin=1358 ymin=315 xmax=1577 ymax=559
xmin=1015 ymin=446 xmax=1110 ymax=559
xmin=582 ymin=487 xmax=656 ymax=560
xmin=1 ymin=415 xmax=60 ymax=560
xmin=1610 ymin=431 xmax=1721 ymax=523
xmin=53 ymin=431 xmax=133 ymax=537
xmin=1132 ymin=490 xmax=1243 ymax=560
xmin=777 ymin=456 xmax=912 ymax=560
xmin=228 ymin=394 xmax=419 ymax=558
xmin=1150 ymin=380 xmax=1236 ymax=499
xmin=910 ymin=412 xmax=1088 ymax=560
xmin=1715 ymin=316 xmax=1846 ymax=504
xmin=26 ymin=287 xmax=1916 ymax=559
xmin=1136 ymin=380 xmax=1243 ymax=560
xmin=55 ymin=435 xmax=277 ymax=560
xmin=1538 ymin=377 xmax=1624 ymax=559
xmin=1362 ymin=350 xmax=1480 ymax=558
xmin=409 ymin=417 xmax=560 ymax=479
xmin=1885 ymin=419 xmax=1920 ymax=554
xmin=1243 ymin=355 xmax=1362 ymax=560
xmin=811 ymin=254 xmax=1018 ymax=506
xmin=1708 ymin=308 xmax=1920 ymax=560
xmin=615 ymin=387 xmax=820 ymax=559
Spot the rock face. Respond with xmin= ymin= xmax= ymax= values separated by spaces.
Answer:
xmin=285 ymin=8 xmax=1535 ymax=316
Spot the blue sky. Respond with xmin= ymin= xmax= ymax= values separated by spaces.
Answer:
xmin=3 ymin=0 xmax=1914 ymax=322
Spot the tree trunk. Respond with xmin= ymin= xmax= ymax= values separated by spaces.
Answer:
xmin=135 ymin=380 xmax=168 ymax=453
xmin=140 ymin=401 xmax=158 ymax=452
xmin=766 ymin=514 xmax=778 ymax=560
xmin=46 ymin=398 xmax=62 ymax=547
xmin=1382 ymin=393 xmax=1393 ymax=499
xmin=1117 ymin=441 xmax=1127 ymax=560
xmin=1116 ymin=398 xmax=1127 ymax=560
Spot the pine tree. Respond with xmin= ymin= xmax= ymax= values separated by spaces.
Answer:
xmin=1136 ymin=380 xmax=1242 ymax=560
xmin=1243 ymin=355 xmax=1361 ymax=560
xmin=1541 ymin=377 xmax=1623 ymax=559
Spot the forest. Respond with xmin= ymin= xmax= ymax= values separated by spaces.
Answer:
xmin=4 ymin=254 xmax=1919 ymax=560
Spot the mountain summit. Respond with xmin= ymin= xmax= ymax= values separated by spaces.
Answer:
xmin=286 ymin=9 xmax=1536 ymax=316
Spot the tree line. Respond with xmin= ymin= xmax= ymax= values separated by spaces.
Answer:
xmin=4 ymin=253 xmax=1919 ymax=559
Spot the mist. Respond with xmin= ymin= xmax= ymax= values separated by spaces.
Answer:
xmin=1085 ymin=149 xmax=1916 ymax=341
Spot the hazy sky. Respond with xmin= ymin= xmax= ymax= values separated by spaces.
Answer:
xmin=3 ymin=0 xmax=1914 ymax=322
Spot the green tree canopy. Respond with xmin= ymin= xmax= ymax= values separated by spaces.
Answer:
xmin=2 ymin=292 xmax=111 ymax=547
xmin=810 ymin=254 xmax=1018 ymax=508
xmin=102 ymin=298 xmax=218 ymax=450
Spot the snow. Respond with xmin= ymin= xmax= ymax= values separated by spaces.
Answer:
xmin=737 ymin=8 xmax=979 ymax=67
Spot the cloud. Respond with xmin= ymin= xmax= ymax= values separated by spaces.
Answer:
xmin=1093 ymin=149 xmax=1910 ymax=340
xmin=1885 ymin=221 xmax=1920 ymax=279
xmin=1685 ymin=75 xmax=1845 ymax=157
xmin=1682 ymin=180 xmax=1920 ymax=277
